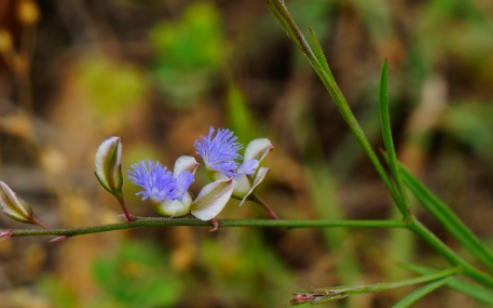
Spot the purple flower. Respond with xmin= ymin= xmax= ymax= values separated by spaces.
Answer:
xmin=194 ymin=127 xmax=257 ymax=178
xmin=128 ymin=160 xmax=194 ymax=202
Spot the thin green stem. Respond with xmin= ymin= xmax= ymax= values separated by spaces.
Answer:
xmin=287 ymin=267 xmax=458 ymax=305
xmin=267 ymin=0 xmax=409 ymax=218
xmin=7 ymin=218 xmax=407 ymax=238
xmin=410 ymin=220 xmax=493 ymax=288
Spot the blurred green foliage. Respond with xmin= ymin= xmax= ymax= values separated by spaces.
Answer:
xmin=227 ymin=84 xmax=258 ymax=145
xmin=92 ymin=241 xmax=183 ymax=308
xmin=200 ymin=230 xmax=295 ymax=307
xmin=441 ymin=102 xmax=493 ymax=158
xmin=76 ymin=55 xmax=147 ymax=120
xmin=39 ymin=241 xmax=183 ymax=308
xmin=149 ymin=2 xmax=227 ymax=106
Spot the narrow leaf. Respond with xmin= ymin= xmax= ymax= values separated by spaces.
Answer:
xmin=390 ymin=278 xmax=449 ymax=308
xmin=379 ymin=60 xmax=407 ymax=208
xmin=307 ymin=27 xmax=334 ymax=82
xmin=400 ymin=164 xmax=493 ymax=272
xmin=403 ymin=263 xmax=493 ymax=306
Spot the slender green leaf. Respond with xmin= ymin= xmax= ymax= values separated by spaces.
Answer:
xmin=379 ymin=59 xmax=408 ymax=211
xmin=403 ymin=263 xmax=493 ymax=306
xmin=390 ymin=278 xmax=449 ymax=308
xmin=400 ymin=164 xmax=493 ymax=272
xmin=307 ymin=27 xmax=334 ymax=82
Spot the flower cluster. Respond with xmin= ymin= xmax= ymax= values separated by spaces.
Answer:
xmin=91 ymin=127 xmax=273 ymax=222
xmin=0 ymin=127 xmax=273 ymax=236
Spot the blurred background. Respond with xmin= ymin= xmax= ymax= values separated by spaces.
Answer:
xmin=1 ymin=0 xmax=493 ymax=307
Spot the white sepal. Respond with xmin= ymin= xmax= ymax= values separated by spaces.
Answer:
xmin=232 ymin=175 xmax=251 ymax=200
xmin=173 ymin=156 xmax=200 ymax=176
xmin=244 ymin=138 xmax=273 ymax=163
xmin=151 ymin=192 xmax=193 ymax=217
xmin=239 ymin=167 xmax=270 ymax=206
xmin=191 ymin=179 xmax=233 ymax=221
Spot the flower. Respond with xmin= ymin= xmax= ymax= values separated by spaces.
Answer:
xmin=128 ymin=160 xmax=194 ymax=216
xmin=194 ymin=127 xmax=258 ymax=178
xmin=129 ymin=157 xmax=234 ymax=220
xmin=195 ymin=127 xmax=273 ymax=205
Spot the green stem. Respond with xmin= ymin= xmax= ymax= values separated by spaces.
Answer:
xmin=267 ymin=0 xmax=409 ymax=218
xmin=8 ymin=218 xmax=406 ymax=238
xmin=289 ymin=267 xmax=459 ymax=305
xmin=410 ymin=220 xmax=493 ymax=288
xmin=400 ymin=164 xmax=493 ymax=272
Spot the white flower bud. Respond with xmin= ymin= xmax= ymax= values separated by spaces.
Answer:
xmin=95 ymin=137 xmax=123 ymax=195
xmin=0 ymin=181 xmax=33 ymax=223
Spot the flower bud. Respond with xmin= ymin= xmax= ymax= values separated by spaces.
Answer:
xmin=95 ymin=137 xmax=123 ymax=195
xmin=50 ymin=236 xmax=67 ymax=243
xmin=0 ymin=181 xmax=33 ymax=223
xmin=0 ymin=230 xmax=13 ymax=241
xmin=17 ymin=0 xmax=40 ymax=25
xmin=191 ymin=179 xmax=234 ymax=221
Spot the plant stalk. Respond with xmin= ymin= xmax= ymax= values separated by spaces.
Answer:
xmin=7 ymin=218 xmax=407 ymax=238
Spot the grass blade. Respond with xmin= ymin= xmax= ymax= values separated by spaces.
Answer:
xmin=390 ymin=278 xmax=449 ymax=308
xmin=400 ymin=164 xmax=493 ymax=272
xmin=403 ymin=263 xmax=493 ymax=306
xmin=379 ymin=60 xmax=408 ymax=210
xmin=307 ymin=27 xmax=334 ymax=82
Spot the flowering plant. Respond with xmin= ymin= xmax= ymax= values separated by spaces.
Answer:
xmin=122 ymin=127 xmax=276 ymax=224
